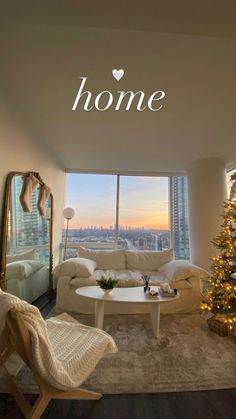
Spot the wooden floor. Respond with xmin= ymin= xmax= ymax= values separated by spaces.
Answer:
xmin=32 ymin=292 xmax=56 ymax=318
xmin=0 ymin=294 xmax=235 ymax=419
xmin=0 ymin=389 xmax=235 ymax=419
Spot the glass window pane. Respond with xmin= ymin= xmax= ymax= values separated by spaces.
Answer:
xmin=119 ymin=176 xmax=170 ymax=251
xmin=170 ymin=176 xmax=190 ymax=260
xmin=64 ymin=174 xmax=117 ymax=255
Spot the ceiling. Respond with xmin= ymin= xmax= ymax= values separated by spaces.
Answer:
xmin=2 ymin=1 xmax=236 ymax=39
xmin=0 ymin=2 xmax=236 ymax=174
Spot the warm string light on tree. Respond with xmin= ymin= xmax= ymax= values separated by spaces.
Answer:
xmin=201 ymin=174 xmax=236 ymax=333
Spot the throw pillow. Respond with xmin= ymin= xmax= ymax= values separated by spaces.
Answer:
xmin=77 ymin=247 xmax=126 ymax=270
xmin=53 ymin=257 xmax=97 ymax=278
xmin=158 ymin=260 xmax=208 ymax=282
xmin=125 ymin=248 xmax=174 ymax=271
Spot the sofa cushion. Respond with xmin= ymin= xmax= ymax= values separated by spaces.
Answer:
xmin=69 ymin=268 xmax=192 ymax=290
xmin=78 ymin=247 xmax=125 ymax=270
xmin=54 ymin=257 xmax=97 ymax=278
xmin=158 ymin=260 xmax=208 ymax=282
xmin=125 ymin=249 xmax=174 ymax=271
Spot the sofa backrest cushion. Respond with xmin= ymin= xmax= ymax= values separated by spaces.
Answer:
xmin=125 ymin=248 xmax=174 ymax=271
xmin=77 ymin=246 xmax=126 ymax=270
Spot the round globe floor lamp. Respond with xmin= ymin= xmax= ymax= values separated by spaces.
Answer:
xmin=63 ymin=207 xmax=75 ymax=260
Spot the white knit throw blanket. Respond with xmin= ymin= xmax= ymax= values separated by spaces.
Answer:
xmin=0 ymin=291 xmax=117 ymax=390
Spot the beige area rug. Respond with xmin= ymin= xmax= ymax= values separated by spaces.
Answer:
xmin=1 ymin=313 xmax=236 ymax=394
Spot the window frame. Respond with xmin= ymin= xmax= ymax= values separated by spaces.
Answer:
xmin=65 ymin=170 xmax=189 ymax=253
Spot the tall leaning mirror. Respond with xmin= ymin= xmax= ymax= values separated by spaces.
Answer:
xmin=0 ymin=171 xmax=53 ymax=302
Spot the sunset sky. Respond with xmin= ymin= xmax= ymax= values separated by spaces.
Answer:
xmin=65 ymin=174 xmax=169 ymax=230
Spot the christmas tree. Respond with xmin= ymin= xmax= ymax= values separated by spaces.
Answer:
xmin=202 ymin=173 xmax=236 ymax=333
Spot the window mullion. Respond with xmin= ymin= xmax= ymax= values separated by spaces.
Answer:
xmin=115 ymin=175 xmax=120 ymax=242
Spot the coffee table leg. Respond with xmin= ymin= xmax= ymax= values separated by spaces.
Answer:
xmin=151 ymin=304 xmax=160 ymax=337
xmin=95 ymin=300 xmax=105 ymax=329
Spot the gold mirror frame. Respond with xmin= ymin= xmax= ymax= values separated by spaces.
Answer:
xmin=0 ymin=171 xmax=54 ymax=296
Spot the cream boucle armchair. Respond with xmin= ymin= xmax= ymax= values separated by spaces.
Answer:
xmin=0 ymin=291 xmax=117 ymax=419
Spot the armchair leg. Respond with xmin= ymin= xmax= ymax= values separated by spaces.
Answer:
xmin=28 ymin=394 xmax=51 ymax=419
xmin=0 ymin=365 xmax=31 ymax=417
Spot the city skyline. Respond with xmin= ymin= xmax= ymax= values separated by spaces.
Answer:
xmin=64 ymin=174 xmax=190 ymax=259
xmin=65 ymin=174 xmax=169 ymax=230
xmin=65 ymin=225 xmax=169 ymax=231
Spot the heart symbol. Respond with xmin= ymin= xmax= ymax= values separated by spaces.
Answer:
xmin=112 ymin=69 xmax=124 ymax=81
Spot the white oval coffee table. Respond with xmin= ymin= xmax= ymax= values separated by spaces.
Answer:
xmin=76 ymin=286 xmax=179 ymax=338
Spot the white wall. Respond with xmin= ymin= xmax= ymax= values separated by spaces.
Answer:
xmin=0 ymin=93 xmax=65 ymax=263
xmin=187 ymin=158 xmax=227 ymax=270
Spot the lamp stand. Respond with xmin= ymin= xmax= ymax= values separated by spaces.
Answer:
xmin=64 ymin=218 xmax=70 ymax=260
xmin=63 ymin=207 xmax=75 ymax=261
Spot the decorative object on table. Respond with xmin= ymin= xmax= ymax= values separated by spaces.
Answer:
xmin=159 ymin=284 xmax=177 ymax=298
xmin=96 ymin=276 xmax=118 ymax=293
xmin=142 ymin=274 xmax=151 ymax=292
xmin=63 ymin=207 xmax=75 ymax=260
xmin=201 ymin=175 xmax=236 ymax=337
xmin=148 ymin=289 xmax=159 ymax=297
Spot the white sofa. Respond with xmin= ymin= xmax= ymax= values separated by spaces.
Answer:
xmin=55 ymin=247 xmax=207 ymax=315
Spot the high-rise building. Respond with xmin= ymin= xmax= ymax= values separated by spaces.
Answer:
xmin=170 ymin=176 xmax=190 ymax=260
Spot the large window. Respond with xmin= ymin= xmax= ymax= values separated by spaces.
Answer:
xmin=64 ymin=173 xmax=190 ymax=259
xmin=119 ymin=176 xmax=169 ymax=251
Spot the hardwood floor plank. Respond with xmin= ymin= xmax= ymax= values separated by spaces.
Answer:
xmin=0 ymin=387 xmax=236 ymax=418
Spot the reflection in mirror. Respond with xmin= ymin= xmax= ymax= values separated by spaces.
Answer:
xmin=4 ymin=174 xmax=52 ymax=303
